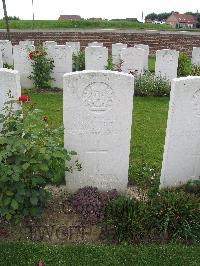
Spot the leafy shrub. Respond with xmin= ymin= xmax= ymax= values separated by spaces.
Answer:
xmin=72 ymin=51 xmax=85 ymax=71
xmin=134 ymin=71 xmax=170 ymax=96
xmin=71 ymin=186 xmax=117 ymax=225
xmin=0 ymin=95 xmax=79 ymax=221
xmin=147 ymin=190 xmax=200 ymax=243
xmin=104 ymin=196 xmax=146 ymax=243
xmin=28 ymin=45 xmax=54 ymax=89
xmin=104 ymin=190 xmax=199 ymax=243
xmin=191 ymin=65 xmax=200 ymax=76
xmin=3 ymin=63 xmax=14 ymax=70
xmin=177 ymin=52 xmax=192 ymax=77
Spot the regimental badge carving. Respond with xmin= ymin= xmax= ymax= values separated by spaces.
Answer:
xmin=82 ymin=82 xmax=113 ymax=113
xmin=192 ymin=89 xmax=200 ymax=117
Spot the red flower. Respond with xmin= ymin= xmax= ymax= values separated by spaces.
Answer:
xmin=29 ymin=52 xmax=34 ymax=60
xmin=19 ymin=95 xmax=29 ymax=103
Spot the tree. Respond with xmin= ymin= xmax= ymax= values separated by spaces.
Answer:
xmin=3 ymin=16 xmax=20 ymax=20
xmin=145 ymin=13 xmax=158 ymax=20
xmin=1 ymin=0 xmax=10 ymax=40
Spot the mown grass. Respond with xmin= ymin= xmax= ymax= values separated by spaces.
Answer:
xmin=0 ymin=241 xmax=199 ymax=266
xmin=0 ymin=19 xmax=173 ymax=30
xmin=27 ymin=92 xmax=169 ymax=188
xmin=149 ymin=55 xmax=156 ymax=73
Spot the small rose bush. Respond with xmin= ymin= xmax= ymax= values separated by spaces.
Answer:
xmin=28 ymin=45 xmax=54 ymax=90
xmin=0 ymin=94 xmax=80 ymax=220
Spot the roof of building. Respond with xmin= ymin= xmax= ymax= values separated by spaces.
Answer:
xmin=169 ymin=13 xmax=197 ymax=23
xmin=59 ymin=15 xmax=81 ymax=20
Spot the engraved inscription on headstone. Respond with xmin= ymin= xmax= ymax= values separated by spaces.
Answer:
xmin=46 ymin=45 xmax=72 ymax=88
xmin=63 ymin=70 xmax=134 ymax=192
xmin=121 ymin=47 xmax=146 ymax=74
xmin=13 ymin=44 xmax=35 ymax=88
xmin=82 ymin=82 xmax=113 ymax=113
xmin=160 ymin=76 xmax=200 ymax=188
xmin=85 ymin=47 xmax=108 ymax=70
xmin=155 ymin=49 xmax=179 ymax=82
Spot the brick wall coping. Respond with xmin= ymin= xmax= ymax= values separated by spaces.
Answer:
xmin=0 ymin=28 xmax=200 ymax=36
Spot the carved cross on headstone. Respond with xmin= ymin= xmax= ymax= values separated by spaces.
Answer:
xmin=87 ymin=139 xmax=108 ymax=175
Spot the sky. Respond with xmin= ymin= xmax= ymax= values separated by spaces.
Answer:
xmin=0 ymin=0 xmax=199 ymax=21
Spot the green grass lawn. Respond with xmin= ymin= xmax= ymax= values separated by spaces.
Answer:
xmin=0 ymin=20 xmax=174 ymax=30
xmin=149 ymin=55 xmax=156 ymax=73
xmin=27 ymin=92 xmax=169 ymax=188
xmin=0 ymin=241 xmax=199 ymax=266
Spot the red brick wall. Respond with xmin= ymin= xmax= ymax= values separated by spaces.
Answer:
xmin=0 ymin=30 xmax=200 ymax=55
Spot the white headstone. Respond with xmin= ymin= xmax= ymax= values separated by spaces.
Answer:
xmin=192 ymin=47 xmax=200 ymax=66
xmin=46 ymin=45 xmax=72 ymax=88
xmin=160 ymin=76 xmax=200 ymax=188
xmin=155 ymin=49 xmax=179 ymax=82
xmin=43 ymin=41 xmax=57 ymax=49
xmin=85 ymin=46 xmax=108 ymax=70
xmin=134 ymin=44 xmax=149 ymax=70
xmin=121 ymin=47 xmax=146 ymax=75
xmin=19 ymin=40 xmax=34 ymax=45
xmin=66 ymin=42 xmax=80 ymax=56
xmin=63 ymin=70 xmax=134 ymax=192
xmin=0 ymin=69 xmax=21 ymax=130
xmin=0 ymin=40 xmax=13 ymax=65
xmin=0 ymin=51 xmax=3 ymax=68
xmin=13 ymin=44 xmax=35 ymax=88
xmin=112 ymin=43 xmax=127 ymax=69
xmin=88 ymin=42 xmax=103 ymax=47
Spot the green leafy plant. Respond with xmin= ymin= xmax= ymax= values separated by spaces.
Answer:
xmin=191 ymin=65 xmax=200 ymax=76
xmin=28 ymin=45 xmax=54 ymax=89
xmin=106 ymin=56 xmax=122 ymax=71
xmin=104 ymin=196 xmax=146 ymax=243
xmin=72 ymin=51 xmax=85 ymax=71
xmin=177 ymin=52 xmax=191 ymax=77
xmin=147 ymin=190 xmax=200 ymax=243
xmin=3 ymin=63 xmax=14 ymax=70
xmin=134 ymin=71 xmax=170 ymax=96
xmin=0 ymin=94 xmax=80 ymax=221
xmin=106 ymin=55 xmax=114 ymax=70
xmin=104 ymin=190 xmax=199 ymax=244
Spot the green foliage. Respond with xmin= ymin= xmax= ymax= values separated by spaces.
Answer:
xmin=183 ymin=179 xmax=200 ymax=195
xmin=72 ymin=51 xmax=85 ymax=71
xmin=134 ymin=71 xmax=170 ymax=96
xmin=0 ymin=242 xmax=199 ymax=266
xmin=0 ymin=95 xmax=79 ymax=221
xmin=105 ymin=196 xmax=146 ymax=243
xmin=177 ymin=52 xmax=192 ymax=77
xmin=3 ymin=16 xmax=20 ymax=20
xmin=104 ymin=190 xmax=199 ymax=244
xmin=148 ymin=55 xmax=155 ymax=73
xmin=191 ymin=64 xmax=200 ymax=76
xmin=145 ymin=12 xmax=172 ymax=21
xmin=3 ymin=63 xmax=14 ymax=70
xmin=28 ymin=45 xmax=54 ymax=89
xmin=0 ymin=20 xmax=173 ymax=30
xmin=106 ymin=56 xmax=115 ymax=70
xmin=147 ymin=190 xmax=200 ymax=242
xmin=129 ymin=161 xmax=159 ymax=189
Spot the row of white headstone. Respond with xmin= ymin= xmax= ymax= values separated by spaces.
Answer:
xmin=0 ymin=68 xmax=200 ymax=192
xmin=0 ymin=39 xmax=200 ymax=88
